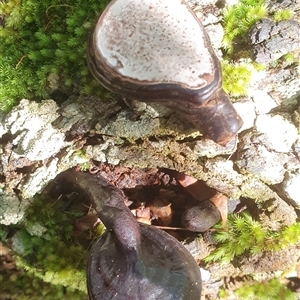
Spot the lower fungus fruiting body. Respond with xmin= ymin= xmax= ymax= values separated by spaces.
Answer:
xmin=62 ymin=169 xmax=202 ymax=299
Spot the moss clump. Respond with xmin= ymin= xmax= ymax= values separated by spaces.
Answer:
xmin=234 ymin=278 xmax=297 ymax=300
xmin=281 ymin=52 xmax=299 ymax=66
xmin=273 ymin=9 xmax=294 ymax=22
xmin=220 ymin=0 xmax=269 ymax=97
xmin=218 ymin=278 xmax=297 ymax=300
xmin=0 ymin=270 xmax=86 ymax=299
xmin=0 ymin=194 xmax=95 ymax=295
xmin=15 ymin=233 xmax=87 ymax=291
xmin=0 ymin=0 xmax=111 ymax=111
xmin=221 ymin=60 xmax=254 ymax=97
xmin=205 ymin=213 xmax=300 ymax=263
xmin=222 ymin=0 xmax=267 ymax=53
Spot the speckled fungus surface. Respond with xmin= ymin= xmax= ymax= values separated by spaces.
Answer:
xmin=87 ymin=0 xmax=243 ymax=144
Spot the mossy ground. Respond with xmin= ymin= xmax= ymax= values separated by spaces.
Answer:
xmin=0 ymin=193 xmax=97 ymax=298
xmin=221 ymin=0 xmax=297 ymax=97
xmin=205 ymin=213 xmax=300 ymax=264
xmin=0 ymin=0 xmax=112 ymax=111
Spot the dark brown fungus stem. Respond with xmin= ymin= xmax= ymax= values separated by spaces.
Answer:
xmin=62 ymin=169 xmax=202 ymax=299
xmin=87 ymin=0 xmax=243 ymax=145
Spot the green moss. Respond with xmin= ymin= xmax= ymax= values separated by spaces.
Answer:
xmin=221 ymin=60 xmax=254 ymax=97
xmin=17 ymin=197 xmax=87 ymax=291
xmin=0 ymin=0 xmax=112 ymax=111
xmin=273 ymin=9 xmax=294 ymax=22
xmin=205 ymin=213 xmax=300 ymax=263
xmin=16 ymin=240 xmax=87 ymax=292
xmin=282 ymin=52 xmax=299 ymax=66
xmin=234 ymin=278 xmax=297 ymax=300
xmin=218 ymin=287 xmax=230 ymax=298
xmin=222 ymin=0 xmax=267 ymax=53
xmin=1 ymin=271 xmax=86 ymax=299
xmin=78 ymin=161 xmax=92 ymax=171
xmin=0 ymin=194 xmax=100 ymax=295
xmin=0 ymin=224 xmax=9 ymax=241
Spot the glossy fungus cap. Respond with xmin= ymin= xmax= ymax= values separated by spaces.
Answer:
xmin=87 ymin=224 xmax=202 ymax=299
xmin=87 ymin=0 xmax=243 ymax=144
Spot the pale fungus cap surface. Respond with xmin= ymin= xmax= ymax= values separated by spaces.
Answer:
xmin=95 ymin=0 xmax=215 ymax=88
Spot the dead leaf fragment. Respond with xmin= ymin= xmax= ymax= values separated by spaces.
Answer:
xmin=210 ymin=193 xmax=228 ymax=226
xmin=149 ymin=198 xmax=173 ymax=226
xmin=76 ymin=214 xmax=99 ymax=231
xmin=166 ymin=170 xmax=217 ymax=201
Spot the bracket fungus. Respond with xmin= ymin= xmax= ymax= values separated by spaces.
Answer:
xmin=62 ymin=169 xmax=202 ymax=299
xmin=87 ymin=0 xmax=243 ymax=145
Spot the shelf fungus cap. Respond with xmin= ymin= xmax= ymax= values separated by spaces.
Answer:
xmin=87 ymin=0 xmax=243 ymax=144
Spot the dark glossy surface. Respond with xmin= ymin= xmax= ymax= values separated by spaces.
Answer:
xmin=63 ymin=170 xmax=202 ymax=299
xmin=182 ymin=200 xmax=221 ymax=232
xmin=88 ymin=225 xmax=201 ymax=299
